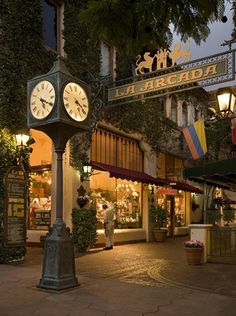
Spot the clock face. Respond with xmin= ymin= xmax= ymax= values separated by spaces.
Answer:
xmin=30 ymin=80 xmax=55 ymax=119
xmin=63 ymin=82 xmax=89 ymax=122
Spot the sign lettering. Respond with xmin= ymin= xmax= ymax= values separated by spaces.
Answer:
xmin=108 ymin=50 xmax=235 ymax=106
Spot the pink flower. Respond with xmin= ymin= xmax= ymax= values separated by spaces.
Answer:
xmin=184 ymin=239 xmax=203 ymax=248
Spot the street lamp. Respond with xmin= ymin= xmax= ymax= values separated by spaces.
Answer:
xmin=15 ymin=133 xmax=30 ymax=149
xmin=216 ymin=88 xmax=236 ymax=119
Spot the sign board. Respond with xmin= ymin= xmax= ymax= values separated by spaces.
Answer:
xmin=108 ymin=50 xmax=235 ymax=106
xmin=157 ymin=189 xmax=178 ymax=195
xmin=5 ymin=166 xmax=27 ymax=246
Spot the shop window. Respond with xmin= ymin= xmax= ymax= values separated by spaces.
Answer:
xmin=41 ymin=0 xmax=63 ymax=53
xmin=29 ymin=166 xmax=51 ymax=230
xmin=90 ymin=170 xmax=142 ymax=229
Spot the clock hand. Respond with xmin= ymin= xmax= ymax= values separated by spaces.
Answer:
xmin=75 ymin=100 xmax=87 ymax=116
xmin=75 ymin=98 xmax=82 ymax=107
xmin=40 ymin=98 xmax=46 ymax=109
xmin=39 ymin=97 xmax=53 ymax=106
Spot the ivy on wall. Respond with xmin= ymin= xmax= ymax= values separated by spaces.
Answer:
xmin=0 ymin=0 xmax=55 ymax=262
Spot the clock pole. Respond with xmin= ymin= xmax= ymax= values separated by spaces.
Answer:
xmin=38 ymin=134 xmax=79 ymax=290
xmin=27 ymin=57 xmax=91 ymax=291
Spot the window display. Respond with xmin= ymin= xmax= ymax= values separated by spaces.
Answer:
xmin=90 ymin=170 xmax=142 ymax=229
xmin=29 ymin=169 xmax=51 ymax=230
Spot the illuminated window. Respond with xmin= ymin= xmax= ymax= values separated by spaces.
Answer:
xmin=29 ymin=165 xmax=52 ymax=230
xmin=90 ymin=175 xmax=142 ymax=229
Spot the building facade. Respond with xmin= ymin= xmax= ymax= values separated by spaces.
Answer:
xmin=26 ymin=0 xmax=206 ymax=245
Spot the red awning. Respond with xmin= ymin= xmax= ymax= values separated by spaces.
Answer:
xmin=169 ymin=181 xmax=203 ymax=194
xmin=90 ymin=161 xmax=169 ymax=186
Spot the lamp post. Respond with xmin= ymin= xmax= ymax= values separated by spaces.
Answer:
xmin=15 ymin=133 xmax=30 ymax=150
xmin=15 ymin=133 xmax=30 ymax=165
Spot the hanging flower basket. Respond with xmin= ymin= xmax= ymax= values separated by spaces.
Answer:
xmin=184 ymin=240 xmax=204 ymax=265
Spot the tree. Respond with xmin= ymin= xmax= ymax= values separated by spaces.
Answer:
xmin=79 ymin=0 xmax=225 ymax=64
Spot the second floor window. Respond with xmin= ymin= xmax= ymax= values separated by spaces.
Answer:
xmin=195 ymin=108 xmax=200 ymax=121
xmin=182 ymin=102 xmax=188 ymax=127
xmin=171 ymin=96 xmax=178 ymax=123
xmin=100 ymin=41 xmax=116 ymax=81
xmin=41 ymin=0 xmax=63 ymax=53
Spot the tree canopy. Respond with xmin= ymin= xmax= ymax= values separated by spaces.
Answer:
xmin=79 ymin=0 xmax=225 ymax=60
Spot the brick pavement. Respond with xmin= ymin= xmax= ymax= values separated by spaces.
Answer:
xmin=0 ymin=237 xmax=236 ymax=315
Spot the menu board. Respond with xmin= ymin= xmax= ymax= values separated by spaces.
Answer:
xmin=5 ymin=166 xmax=27 ymax=246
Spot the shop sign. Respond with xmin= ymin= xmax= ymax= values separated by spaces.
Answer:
xmin=107 ymin=49 xmax=235 ymax=106
xmin=157 ymin=188 xmax=178 ymax=195
xmin=4 ymin=166 xmax=27 ymax=246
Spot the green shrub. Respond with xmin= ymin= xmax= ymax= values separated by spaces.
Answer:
xmin=149 ymin=204 xmax=167 ymax=229
xmin=72 ymin=207 xmax=98 ymax=252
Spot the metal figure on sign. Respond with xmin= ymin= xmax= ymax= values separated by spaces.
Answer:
xmin=135 ymin=41 xmax=191 ymax=75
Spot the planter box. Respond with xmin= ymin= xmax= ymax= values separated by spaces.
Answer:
xmin=153 ymin=229 xmax=168 ymax=242
xmin=184 ymin=247 xmax=203 ymax=265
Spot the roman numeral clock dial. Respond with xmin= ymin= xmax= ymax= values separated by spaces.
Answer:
xmin=30 ymin=80 xmax=55 ymax=119
xmin=63 ymin=82 xmax=89 ymax=122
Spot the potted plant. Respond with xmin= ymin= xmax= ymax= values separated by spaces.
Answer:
xmin=183 ymin=239 xmax=204 ymax=265
xmin=149 ymin=204 xmax=168 ymax=242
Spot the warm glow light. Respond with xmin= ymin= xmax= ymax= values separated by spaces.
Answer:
xmin=217 ymin=93 xmax=230 ymax=112
xmin=82 ymin=164 xmax=92 ymax=174
xmin=15 ymin=134 xmax=30 ymax=147
xmin=216 ymin=88 xmax=236 ymax=118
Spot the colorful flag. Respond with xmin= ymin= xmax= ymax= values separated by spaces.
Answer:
xmin=183 ymin=118 xmax=207 ymax=159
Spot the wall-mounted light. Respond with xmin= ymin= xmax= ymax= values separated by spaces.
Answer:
xmin=81 ymin=163 xmax=101 ymax=182
xmin=216 ymin=88 xmax=236 ymax=119
xmin=82 ymin=163 xmax=92 ymax=175
xmin=81 ymin=163 xmax=93 ymax=182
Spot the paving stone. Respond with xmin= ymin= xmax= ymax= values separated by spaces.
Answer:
xmin=1 ymin=237 xmax=236 ymax=315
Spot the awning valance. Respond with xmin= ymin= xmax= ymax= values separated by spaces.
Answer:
xmin=90 ymin=161 xmax=169 ymax=186
xmin=169 ymin=181 xmax=203 ymax=194
xmin=183 ymin=157 xmax=236 ymax=190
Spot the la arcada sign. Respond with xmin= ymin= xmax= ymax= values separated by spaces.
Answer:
xmin=107 ymin=46 xmax=235 ymax=106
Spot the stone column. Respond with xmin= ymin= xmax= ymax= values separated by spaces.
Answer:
xmin=188 ymin=224 xmax=213 ymax=263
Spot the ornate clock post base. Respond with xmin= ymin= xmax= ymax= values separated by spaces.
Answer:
xmin=38 ymin=219 xmax=79 ymax=291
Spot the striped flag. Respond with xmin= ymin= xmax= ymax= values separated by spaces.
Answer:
xmin=183 ymin=118 xmax=207 ymax=159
